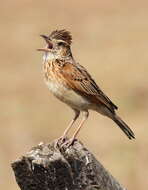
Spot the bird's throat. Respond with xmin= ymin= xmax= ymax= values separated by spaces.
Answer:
xmin=43 ymin=52 xmax=57 ymax=62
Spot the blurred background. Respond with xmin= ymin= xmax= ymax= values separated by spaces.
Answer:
xmin=1 ymin=0 xmax=148 ymax=189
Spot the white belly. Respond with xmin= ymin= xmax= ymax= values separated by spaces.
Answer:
xmin=46 ymin=80 xmax=91 ymax=110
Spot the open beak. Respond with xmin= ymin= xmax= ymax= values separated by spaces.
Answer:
xmin=37 ymin=48 xmax=51 ymax=52
xmin=40 ymin=34 xmax=49 ymax=42
xmin=37 ymin=35 xmax=53 ymax=52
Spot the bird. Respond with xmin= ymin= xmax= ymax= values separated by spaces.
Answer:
xmin=38 ymin=29 xmax=135 ymax=146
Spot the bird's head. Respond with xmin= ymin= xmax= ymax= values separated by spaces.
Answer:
xmin=38 ymin=29 xmax=72 ymax=59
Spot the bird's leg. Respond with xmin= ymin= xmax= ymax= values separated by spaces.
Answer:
xmin=62 ymin=111 xmax=89 ymax=147
xmin=57 ymin=109 xmax=80 ymax=145
xmin=71 ymin=111 xmax=89 ymax=142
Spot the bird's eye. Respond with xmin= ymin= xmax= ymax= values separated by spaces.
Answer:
xmin=58 ymin=42 xmax=64 ymax=46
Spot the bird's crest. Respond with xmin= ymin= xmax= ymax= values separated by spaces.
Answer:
xmin=49 ymin=29 xmax=72 ymax=45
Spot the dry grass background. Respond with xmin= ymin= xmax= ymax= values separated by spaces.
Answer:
xmin=0 ymin=0 xmax=148 ymax=189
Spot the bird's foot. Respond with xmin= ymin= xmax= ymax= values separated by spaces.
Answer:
xmin=54 ymin=136 xmax=68 ymax=148
xmin=60 ymin=137 xmax=77 ymax=148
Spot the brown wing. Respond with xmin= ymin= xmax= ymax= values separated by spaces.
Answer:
xmin=59 ymin=61 xmax=118 ymax=113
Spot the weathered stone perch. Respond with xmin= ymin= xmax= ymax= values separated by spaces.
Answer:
xmin=11 ymin=140 xmax=127 ymax=190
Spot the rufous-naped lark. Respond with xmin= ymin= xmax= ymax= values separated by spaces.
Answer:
xmin=38 ymin=29 xmax=135 ymax=145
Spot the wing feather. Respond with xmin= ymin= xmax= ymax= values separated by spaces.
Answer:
xmin=59 ymin=61 xmax=118 ymax=113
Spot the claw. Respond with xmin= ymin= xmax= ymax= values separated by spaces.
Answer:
xmin=54 ymin=136 xmax=68 ymax=148
xmin=60 ymin=138 xmax=77 ymax=148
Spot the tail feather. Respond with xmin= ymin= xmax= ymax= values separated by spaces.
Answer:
xmin=112 ymin=115 xmax=135 ymax=139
